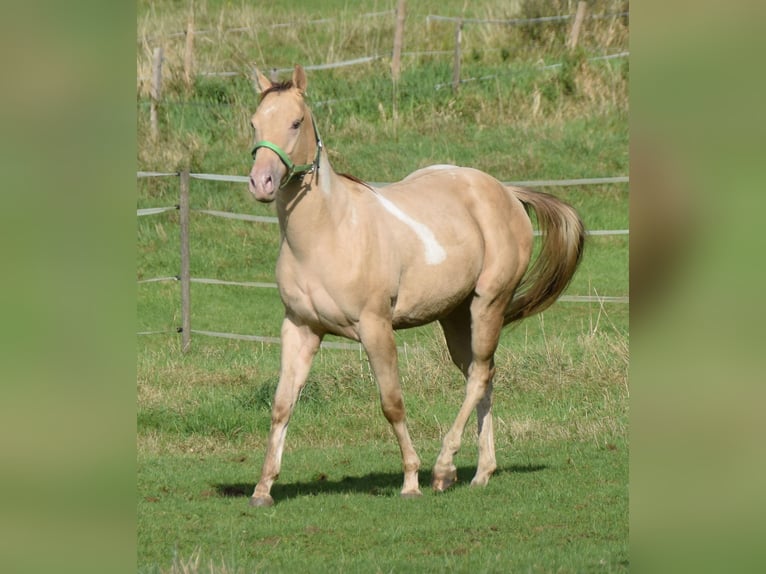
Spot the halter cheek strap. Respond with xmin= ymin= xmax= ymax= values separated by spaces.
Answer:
xmin=251 ymin=116 xmax=323 ymax=189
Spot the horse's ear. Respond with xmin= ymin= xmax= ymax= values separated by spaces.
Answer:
xmin=253 ymin=68 xmax=273 ymax=95
xmin=292 ymin=64 xmax=308 ymax=94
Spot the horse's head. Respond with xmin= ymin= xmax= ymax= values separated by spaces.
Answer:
xmin=248 ymin=64 xmax=320 ymax=203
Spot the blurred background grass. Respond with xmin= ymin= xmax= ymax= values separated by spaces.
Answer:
xmin=630 ymin=1 xmax=766 ymax=572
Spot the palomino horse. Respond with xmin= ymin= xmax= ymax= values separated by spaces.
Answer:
xmin=247 ymin=65 xmax=585 ymax=507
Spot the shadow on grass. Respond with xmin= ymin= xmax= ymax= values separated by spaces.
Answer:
xmin=214 ymin=463 xmax=546 ymax=501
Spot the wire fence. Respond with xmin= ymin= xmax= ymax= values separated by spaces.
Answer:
xmin=137 ymin=9 xmax=627 ymax=43
xmin=137 ymin=170 xmax=629 ymax=350
xmin=138 ymin=205 xmax=629 ymax=236
xmin=137 ymin=171 xmax=629 ymax=186
xmin=137 ymin=4 xmax=629 ymax=122
xmin=137 ymin=4 xmax=628 ymax=349
xmin=136 ymin=50 xmax=629 ymax=90
xmin=425 ymin=11 xmax=629 ymax=26
xmin=138 ymin=10 xmax=397 ymax=43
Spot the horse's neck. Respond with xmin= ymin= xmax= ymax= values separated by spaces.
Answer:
xmin=276 ymin=150 xmax=354 ymax=253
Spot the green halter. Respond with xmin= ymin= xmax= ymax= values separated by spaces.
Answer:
xmin=251 ymin=116 xmax=322 ymax=189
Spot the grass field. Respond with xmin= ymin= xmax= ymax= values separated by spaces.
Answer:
xmin=137 ymin=1 xmax=628 ymax=572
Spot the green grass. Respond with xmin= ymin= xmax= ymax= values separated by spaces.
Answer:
xmin=137 ymin=1 xmax=628 ymax=572
xmin=138 ymin=323 xmax=628 ymax=572
xmin=138 ymin=441 xmax=627 ymax=573
xmin=137 ymin=318 xmax=628 ymax=572
xmin=136 ymin=310 xmax=628 ymax=572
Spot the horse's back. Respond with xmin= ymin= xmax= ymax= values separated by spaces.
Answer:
xmin=383 ymin=164 xmax=531 ymax=241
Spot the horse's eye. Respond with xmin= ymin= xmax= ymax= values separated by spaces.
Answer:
xmin=291 ymin=119 xmax=302 ymax=130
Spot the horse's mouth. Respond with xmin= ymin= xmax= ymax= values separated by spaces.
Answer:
xmin=249 ymin=176 xmax=276 ymax=203
xmin=252 ymin=189 xmax=276 ymax=203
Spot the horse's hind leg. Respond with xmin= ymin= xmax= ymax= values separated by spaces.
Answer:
xmin=472 ymin=379 xmax=497 ymax=486
xmin=434 ymin=299 xmax=504 ymax=491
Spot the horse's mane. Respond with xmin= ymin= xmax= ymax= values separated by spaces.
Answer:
xmin=259 ymin=81 xmax=294 ymax=101
xmin=340 ymin=172 xmax=376 ymax=193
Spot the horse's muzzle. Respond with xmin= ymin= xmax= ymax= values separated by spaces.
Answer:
xmin=249 ymin=175 xmax=274 ymax=203
xmin=249 ymin=168 xmax=277 ymax=203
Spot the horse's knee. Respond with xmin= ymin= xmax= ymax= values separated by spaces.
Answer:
xmin=270 ymin=398 xmax=295 ymax=425
xmin=381 ymin=394 xmax=405 ymax=424
xmin=468 ymin=359 xmax=494 ymax=378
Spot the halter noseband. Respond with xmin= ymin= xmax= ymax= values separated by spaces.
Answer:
xmin=251 ymin=115 xmax=323 ymax=189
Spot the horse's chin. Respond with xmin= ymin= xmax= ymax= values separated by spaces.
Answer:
xmin=249 ymin=181 xmax=276 ymax=203
xmin=253 ymin=191 xmax=276 ymax=203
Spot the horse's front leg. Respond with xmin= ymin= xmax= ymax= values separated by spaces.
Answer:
xmin=359 ymin=315 xmax=422 ymax=498
xmin=250 ymin=316 xmax=322 ymax=507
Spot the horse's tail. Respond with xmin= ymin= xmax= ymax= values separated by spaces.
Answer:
xmin=504 ymin=186 xmax=586 ymax=325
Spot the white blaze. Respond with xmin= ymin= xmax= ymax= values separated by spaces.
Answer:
xmin=374 ymin=194 xmax=447 ymax=265
xmin=260 ymin=104 xmax=277 ymax=117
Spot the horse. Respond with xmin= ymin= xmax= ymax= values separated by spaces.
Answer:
xmin=246 ymin=65 xmax=585 ymax=507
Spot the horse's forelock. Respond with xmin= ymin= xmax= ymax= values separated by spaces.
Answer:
xmin=259 ymin=80 xmax=296 ymax=102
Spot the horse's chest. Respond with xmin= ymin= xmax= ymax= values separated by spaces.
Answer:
xmin=275 ymin=257 xmax=359 ymax=336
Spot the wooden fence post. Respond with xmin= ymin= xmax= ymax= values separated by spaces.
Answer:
xmin=452 ymin=18 xmax=463 ymax=92
xmin=184 ymin=15 xmax=195 ymax=91
xmin=150 ymin=46 xmax=163 ymax=141
xmin=567 ymin=1 xmax=588 ymax=50
xmin=391 ymin=0 xmax=406 ymax=82
xmin=179 ymin=170 xmax=192 ymax=353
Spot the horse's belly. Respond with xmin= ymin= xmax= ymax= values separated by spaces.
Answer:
xmin=391 ymin=271 xmax=476 ymax=328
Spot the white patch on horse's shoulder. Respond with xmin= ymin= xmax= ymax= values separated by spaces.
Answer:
xmin=374 ymin=194 xmax=447 ymax=265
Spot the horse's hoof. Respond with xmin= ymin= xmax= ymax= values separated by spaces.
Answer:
xmin=400 ymin=489 xmax=423 ymax=499
xmin=470 ymin=476 xmax=490 ymax=487
xmin=249 ymin=494 xmax=274 ymax=507
xmin=431 ymin=475 xmax=457 ymax=492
